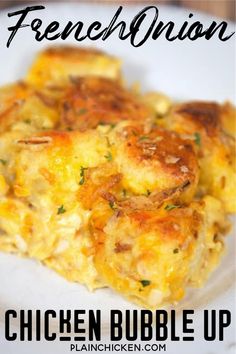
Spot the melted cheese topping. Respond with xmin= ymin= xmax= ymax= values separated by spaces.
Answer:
xmin=0 ymin=46 xmax=234 ymax=308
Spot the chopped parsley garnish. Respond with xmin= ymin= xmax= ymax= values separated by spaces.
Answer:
xmin=122 ymin=189 xmax=127 ymax=197
xmin=79 ymin=166 xmax=88 ymax=185
xmin=0 ymin=159 xmax=7 ymax=166
xmin=164 ymin=204 xmax=180 ymax=211
xmin=194 ymin=132 xmax=201 ymax=146
xmin=106 ymin=137 xmax=111 ymax=147
xmin=57 ymin=205 xmax=66 ymax=215
xmin=77 ymin=108 xmax=87 ymax=115
xmin=139 ymin=136 xmax=149 ymax=141
xmin=146 ymin=189 xmax=151 ymax=196
xmin=104 ymin=152 xmax=113 ymax=162
xmin=109 ymin=201 xmax=117 ymax=210
xmin=140 ymin=280 xmax=151 ymax=287
xmin=173 ymin=248 xmax=179 ymax=254
xmin=98 ymin=122 xmax=116 ymax=129
xmin=24 ymin=119 xmax=31 ymax=124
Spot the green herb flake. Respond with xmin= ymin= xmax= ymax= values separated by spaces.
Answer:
xmin=24 ymin=119 xmax=31 ymax=124
xmin=104 ymin=151 xmax=113 ymax=162
xmin=0 ymin=159 xmax=7 ymax=166
xmin=146 ymin=189 xmax=151 ymax=196
xmin=57 ymin=205 xmax=66 ymax=215
xmin=109 ymin=201 xmax=117 ymax=210
xmin=79 ymin=166 xmax=88 ymax=185
xmin=122 ymin=189 xmax=127 ymax=197
xmin=140 ymin=280 xmax=151 ymax=287
xmin=139 ymin=136 xmax=149 ymax=141
xmin=164 ymin=204 xmax=180 ymax=211
xmin=194 ymin=132 xmax=201 ymax=146
xmin=77 ymin=108 xmax=87 ymax=116
xmin=106 ymin=137 xmax=111 ymax=147
xmin=79 ymin=177 xmax=85 ymax=185
xmin=173 ymin=248 xmax=179 ymax=254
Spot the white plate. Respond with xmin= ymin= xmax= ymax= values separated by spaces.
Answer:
xmin=0 ymin=3 xmax=235 ymax=354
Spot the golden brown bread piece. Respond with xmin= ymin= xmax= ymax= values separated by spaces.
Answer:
xmin=59 ymin=76 xmax=152 ymax=131
xmin=108 ymin=122 xmax=199 ymax=203
xmin=91 ymin=195 xmax=228 ymax=308
xmin=26 ymin=46 xmax=122 ymax=88
xmin=0 ymin=82 xmax=60 ymax=133
xmin=164 ymin=101 xmax=236 ymax=213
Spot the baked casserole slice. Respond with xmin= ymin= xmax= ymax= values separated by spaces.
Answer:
xmin=0 ymin=46 xmax=234 ymax=308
